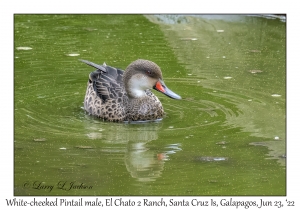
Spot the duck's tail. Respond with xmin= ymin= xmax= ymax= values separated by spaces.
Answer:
xmin=79 ymin=59 xmax=107 ymax=73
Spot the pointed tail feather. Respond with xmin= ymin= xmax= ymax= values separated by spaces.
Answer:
xmin=79 ymin=59 xmax=107 ymax=72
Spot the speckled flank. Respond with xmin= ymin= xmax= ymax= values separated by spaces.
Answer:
xmin=84 ymin=82 xmax=127 ymax=122
xmin=81 ymin=59 xmax=170 ymax=122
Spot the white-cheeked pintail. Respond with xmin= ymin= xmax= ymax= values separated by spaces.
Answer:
xmin=80 ymin=59 xmax=181 ymax=122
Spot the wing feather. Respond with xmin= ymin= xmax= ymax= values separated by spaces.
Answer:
xmin=81 ymin=60 xmax=126 ymax=103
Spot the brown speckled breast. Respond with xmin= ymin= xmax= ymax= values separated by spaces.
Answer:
xmin=125 ymin=90 xmax=164 ymax=121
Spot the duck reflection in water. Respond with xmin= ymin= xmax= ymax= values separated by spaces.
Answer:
xmin=85 ymin=121 xmax=181 ymax=182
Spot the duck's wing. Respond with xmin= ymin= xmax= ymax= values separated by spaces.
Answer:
xmin=81 ymin=60 xmax=125 ymax=102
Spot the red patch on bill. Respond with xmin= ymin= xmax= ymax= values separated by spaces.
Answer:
xmin=155 ymin=81 xmax=165 ymax=93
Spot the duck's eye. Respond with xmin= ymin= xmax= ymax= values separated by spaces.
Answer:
xmin=146 ymin=70 xmax=152 ymax=75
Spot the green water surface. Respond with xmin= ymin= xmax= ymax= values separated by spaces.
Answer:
xmin=14 ymin=14 xmax=286 ymax=196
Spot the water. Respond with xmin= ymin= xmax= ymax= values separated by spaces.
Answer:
xmin=14 ymin=14 xmax=285 ymax=196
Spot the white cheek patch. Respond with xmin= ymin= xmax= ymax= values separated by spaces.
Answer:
xmin=128 ymin=75 xmax=153 ymax=98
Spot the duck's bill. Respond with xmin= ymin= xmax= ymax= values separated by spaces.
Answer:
xmin=153 ymin=80 xmax=181 ymax=100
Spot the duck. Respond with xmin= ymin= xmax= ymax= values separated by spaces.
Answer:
xmin=80 ymin=59 xmax=181 ymax=122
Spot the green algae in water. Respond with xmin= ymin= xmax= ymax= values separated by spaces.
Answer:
xmin=14 ymin=14 xmax=285 ymax=196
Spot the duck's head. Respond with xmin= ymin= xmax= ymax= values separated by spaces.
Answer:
xmin=123 ymin=59 xmax=181 ymax=100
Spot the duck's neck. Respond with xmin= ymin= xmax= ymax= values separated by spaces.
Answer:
xmin=127 ymin=88 xmax=147 ymax=98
